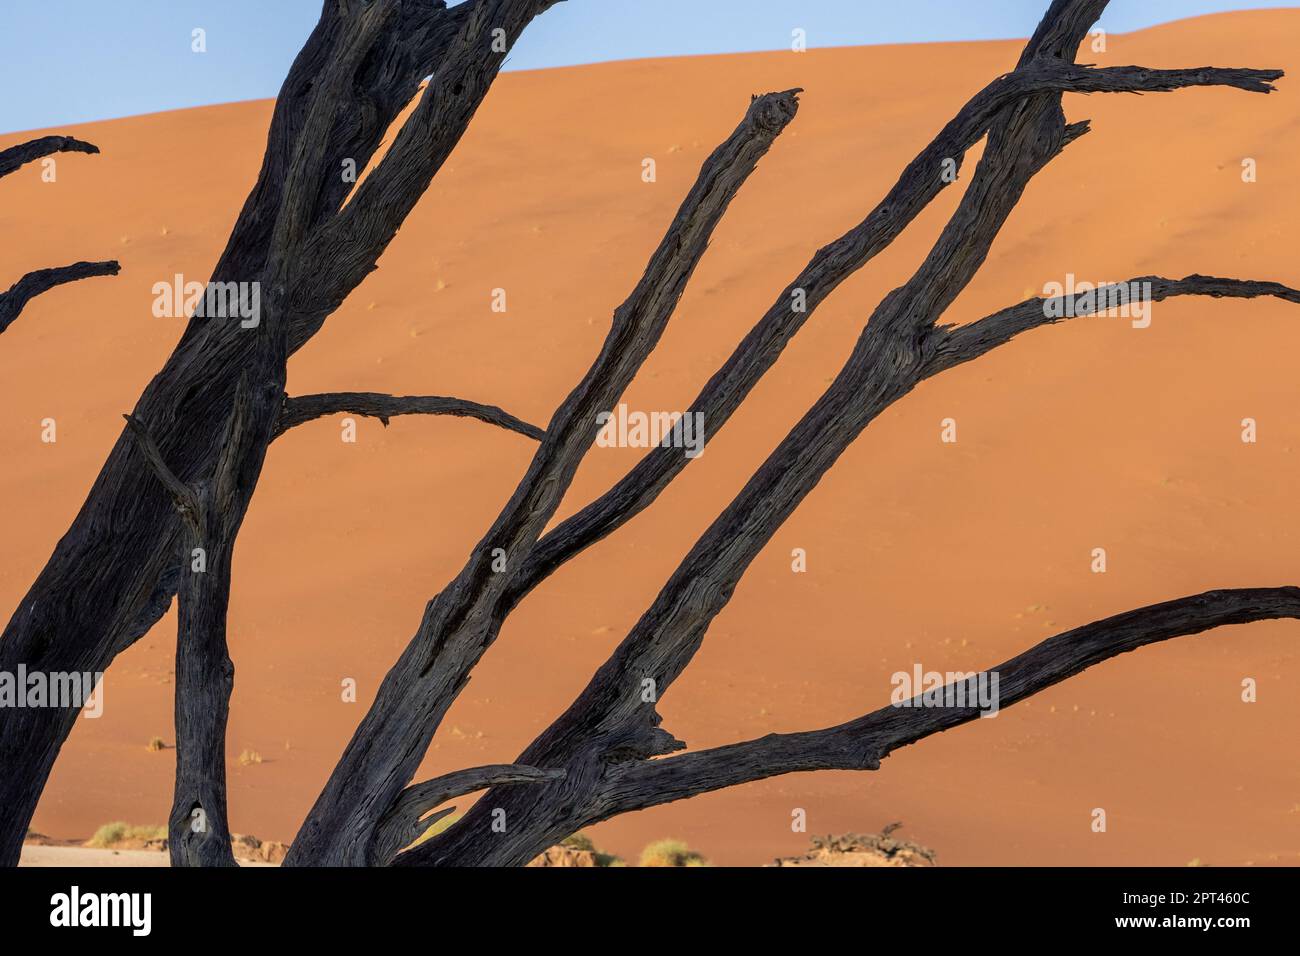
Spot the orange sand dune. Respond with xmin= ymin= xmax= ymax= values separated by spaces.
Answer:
xmin=2 ymin=10 xmax=1299 ymax=866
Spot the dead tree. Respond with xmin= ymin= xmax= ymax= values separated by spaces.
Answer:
xmin=0 ymin=0 xmax=556 ymax=866
xmin=1 ymin=0 xmax=1296 ymax=867
xmin=0 ymin=136 xmax=118 ymax=334
xmin=290 ymin=0 xmax=1295 ymax=865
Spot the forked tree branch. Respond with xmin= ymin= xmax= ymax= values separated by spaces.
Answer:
xmin=514 ymin=21 xmax=1296 ymax=750
xmin=408 ymin=0 xmax=1300 ymax=868
xmin=373 ymin=764 xmax=565 ymax=865
xmin=296 ymin=0 xmax=566 ymax=323
xmin=502 ymin=6 xmax=1116 ymax=782
xmin=505 ymin=62 xmax=1282 ymax=607
xmin=273 ymin=392 xmax=546 ymax=441
xmin=0 ymin=0 xmax=556 ymax=866
xmin=122 ymin=414 xmax=203 ymax=535
xmin=0 ymin=261 xmax=120 ymax=334
xmin=122 ymin=380 xmax=266 ymax=868
xmin=600 ymin=587 xmax=1300 ymax=814
xmin=930 ymin=274 xmax=1300 ymax=373
xmin=288 ymin=85 xmax=801 ymax=866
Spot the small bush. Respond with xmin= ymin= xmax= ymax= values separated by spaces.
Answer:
xmin=86 ymin=822 xmax=167 ymax=848
xmin=561 ymin=832 xmax=596 ymax=852
xmin=561 ymin=831 xmax=622 ymax=866
xmin=638 ymin=838 xmax=708 ymax=868
xmin=146 ymin=736 xmax=166 ymax=752
xmin=237 ymin=749 xmax=263 ymax=766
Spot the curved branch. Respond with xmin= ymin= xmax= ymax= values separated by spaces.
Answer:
xmin=273 ymin=392 xmax=546 ymax=441
xmin=0 ymin=135 xmax=100 ymax=179
xmin=0 ymin=261 xmax=120 ymax=334
xmin=602 ymin=587 xmax=1300 ymax=815
xmin=375 ymin=763 xmax=565 ymax=865
xmin=930 ymin=274 xmax=1300 ymax=373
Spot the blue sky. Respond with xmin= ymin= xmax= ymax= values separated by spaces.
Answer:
xmin=1 ymin=1 xmax=1294 ymax=134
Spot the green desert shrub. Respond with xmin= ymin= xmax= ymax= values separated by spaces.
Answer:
xmin=562 ymin=831 xmax=623 ymax=866
xmin=86 ymin=822 xmax=167 ymax=848
xmin=638 ymin=838 xmax=708 ymax=868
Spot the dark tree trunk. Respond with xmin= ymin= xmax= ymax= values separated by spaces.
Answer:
xmin=0 ymin=0 xmax=555 ymax=866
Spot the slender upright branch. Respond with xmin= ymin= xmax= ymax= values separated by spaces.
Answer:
xmin=296 ymin=0 xmax=566 ymax=325
xmin=288 ymin=86 xmax=800 ymax=866
xmin=506 ymin=62 xmax=1282 ymax=605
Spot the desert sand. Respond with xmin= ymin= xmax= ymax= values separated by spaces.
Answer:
xmin=2 ymin=10 xmax=1298 ymax=866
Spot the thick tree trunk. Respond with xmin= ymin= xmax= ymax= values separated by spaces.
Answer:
xmin=128 ymin=372 xmax=281 ymax=868
xmin=169 ymin=519 xmax=238 ymax=868
xmin=0 ymin=0 xmax=554 ymax=865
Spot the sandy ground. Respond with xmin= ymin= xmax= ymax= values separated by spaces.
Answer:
xmin=18 ymin=845 xmax=274 ymax=867
xmin=19 ymin=845 xmax=170 ymax=868
xmin=2 ymin=10 xmax=1299 ymax=867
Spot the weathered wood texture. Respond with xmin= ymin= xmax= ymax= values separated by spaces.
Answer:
xmin=275 ymin=392 xmax=545 ymax=442
xmin=286 ymin=86 xmax=801 ymax=865
xmin=4 ymin=0 xmax=1295 ymax=869
xmin=0 ymin=0 xmax=559 ymax=865
xmin=400 ymin=0 xmax=1298 ymax=867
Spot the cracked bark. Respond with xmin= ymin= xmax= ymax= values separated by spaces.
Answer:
xmin=594 ymin=588 xmax=1300 ymax=815
xmin=0 ymin=0 xmax=559 ymax=866
xmin=286 ymin=87 xmax=801 ymax=866
xmin=402 ymin=0 xmax=1296 ymax=867
xmin=504 ymin=63 xmax=1282 ymax=608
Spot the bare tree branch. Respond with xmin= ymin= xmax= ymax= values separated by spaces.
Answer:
xmin=1053 ymin=63 xmax=1282 ymax=94
xmin=288 ymin=85 xmax=801 ymax=866
xmin=295 ymin=0 xmax=566 ymax=325
xmin=273 ymin=392 xmax=546 ymax=441
xmin=0 ymin=261 xmax=120 ymax=334
xmin=0 ymin=135 xmax=100 ymax=179
xmin=375 ymin=764 xmax=564 ymax=865
xmin=407 ymin=0 xmax=1135 ymax=868
xmin=0 ymin=0 xmax=549 ymax=863
xmin=929 ymin=274 xmax=1300 ymax=373
xmin=599 ymin=587 xmax=1300 ymax=814
xmin=505 ymin=62 xmax=1281 ymax=607
xmin=124 ymin=382 xmax=269 ymax=868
